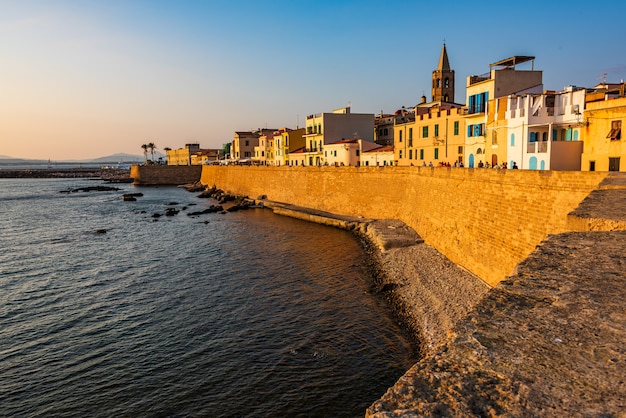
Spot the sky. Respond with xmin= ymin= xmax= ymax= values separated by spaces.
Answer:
xmin=1 ymin=0 xmax=626 ymax=160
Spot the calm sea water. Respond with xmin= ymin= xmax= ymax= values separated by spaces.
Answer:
xmin=0 ymin=178 xmax=415 ymax=417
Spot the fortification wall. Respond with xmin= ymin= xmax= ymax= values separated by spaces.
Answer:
xmin=131 ymin=165 xmax=202 ymax=186
xmin=201 ymin=166 xmax=608 ymax=286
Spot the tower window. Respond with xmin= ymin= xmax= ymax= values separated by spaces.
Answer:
xmin=444 ymin=78 xmax=449 ymax=88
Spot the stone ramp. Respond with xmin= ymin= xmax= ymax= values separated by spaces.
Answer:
xmin=262 ymin=201 xmax=423 ymax=250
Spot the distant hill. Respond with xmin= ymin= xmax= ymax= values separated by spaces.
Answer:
xmin=87 ymin=153 xmax=145 ymax=163
xmin=0 ymin=152 xmax=165 ymax=166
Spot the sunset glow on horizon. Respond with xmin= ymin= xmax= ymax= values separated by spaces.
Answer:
xmin=2 ymin=0 xmax=625 ymax=160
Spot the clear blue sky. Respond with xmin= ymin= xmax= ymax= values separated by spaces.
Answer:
xmin=2 ymin=0 xmax=625 ymax=160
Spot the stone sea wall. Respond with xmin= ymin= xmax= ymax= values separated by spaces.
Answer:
xmin=130 ymin=165 xmax=202 ymax=186
xmin=200 ymin=165 xmax=608 ymax=286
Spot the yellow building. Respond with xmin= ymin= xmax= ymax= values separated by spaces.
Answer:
xmin=167 ymin=144 xmax=200 ymax=165
xmin=485 ymin=96 xmax=509 ymax=167
xmin=274 ymin=128 xmax=305 ymax=166
xmin=464 ymin=56 xmax=543 ymax=167
xmin=582 ymin=84 xmax=626 ymax=171
xmin=395 ymin=105 xmax=466 ymax=166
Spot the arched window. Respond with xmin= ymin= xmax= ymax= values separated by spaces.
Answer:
xmin=444 ymin=78 xmax=449 ymax=88
xmin=436 ymin=79 xmax=441 ymax=88
xmin=540 ymin=160 xmax=546 ymax=170
xmin=476 ymin=148 xmax=483 ymax=155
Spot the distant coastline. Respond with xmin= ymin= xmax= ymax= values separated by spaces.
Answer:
xmin=0 ymin=167 xmax=130 ymax=179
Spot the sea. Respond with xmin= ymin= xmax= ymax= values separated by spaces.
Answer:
xmin=0 ymin=178 xmax=416 ymax=418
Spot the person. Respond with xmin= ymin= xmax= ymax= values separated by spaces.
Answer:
xmin=502 ymin=162 xmax=508 ymax=169
xmin=428 ymin=161 xmax=433 ymax=167
xmin=512 ymin=162 xmax=518 ymax=169
xmin=459 ymin=161 xmax=464 ymax=168
xmin=478 ymin=160 xmax=484 ymax=168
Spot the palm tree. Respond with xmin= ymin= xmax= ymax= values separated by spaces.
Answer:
xmin=147 ymin=142 xmax=156 ymax=162
xmin=141 ymin=144 xmax=148 ymax=162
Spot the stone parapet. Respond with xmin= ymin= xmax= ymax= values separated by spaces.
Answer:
xmin=130 ymin=165 xmax=202 ymax=185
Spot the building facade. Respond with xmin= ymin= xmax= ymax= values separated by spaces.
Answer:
xmin=582 ymin=84 xmax=626 ymax=171
xmin=302 ymin=106 xmax=375 ymax=166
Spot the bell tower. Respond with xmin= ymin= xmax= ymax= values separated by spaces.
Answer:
xmin=432 ymin=43 xmax=455 ymax=102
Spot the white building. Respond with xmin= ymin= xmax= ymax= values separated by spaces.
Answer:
xmin=360 ymin=145 xmax=395 ymax=166
xmin=507 ymin=86 xmax=585 ymax=170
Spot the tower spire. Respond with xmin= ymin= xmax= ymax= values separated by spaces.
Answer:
xmin=432 ymin=43 xmax=455 ymax=102
xmin=438 ymin=43 xmax=451 ymax=71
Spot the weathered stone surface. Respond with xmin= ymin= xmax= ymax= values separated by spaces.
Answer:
xmin=366 ymin=231 xmax=626 ymax=417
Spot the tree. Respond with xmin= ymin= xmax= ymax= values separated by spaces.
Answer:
xmin=141 ymin=144 xmax=148 ymax=162
xmin=147 ymin=142 xmax=156 ymax=161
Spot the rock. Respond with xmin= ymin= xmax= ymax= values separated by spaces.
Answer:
xmin=187 ymin=205 xmax=224 ymax=216
xmin=123 ymin=195 xmax=137 ymax=201
xmin=95 ymin=229 xmax=108 ymax=234
xmin=164 ymin=208 xmax=179 ymax=216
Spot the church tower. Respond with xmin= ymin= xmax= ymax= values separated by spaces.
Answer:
xmin=432 ymin=43 xmax=455 ymax=103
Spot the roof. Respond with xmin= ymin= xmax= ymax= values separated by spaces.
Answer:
xmin=290 ymin=147 xmax=305 ymax=154
xmin=364 ymin=145 xmax=394 ymax=153
xmin=327 ymin=139 xmax=359 ymax=145
xmin=490 ymin=56 xmax=535 ymax=69
xmin=437 ymin=43 xmax=451 ymax=71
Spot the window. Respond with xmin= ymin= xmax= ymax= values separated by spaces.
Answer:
xmin=399 ymin=130 xmax=403 ymax=142
xmin=468 ymin=92 xmax=488 ymax=114
xmin=454 ymin=121 xmax=459 ymax=135
xmin=245 ymin=140 xmax=250 ymax=146
xmin=420 ymin=149 xmax=424 ymax=159
xmin=434 ymin=148 xmax=439 ymax=160
xmin=444 ymin=78 xmax=449 ymax=88
xmin=589 ymin=161 xmax=596 ymax=172
xmin=333 ymin=150 xmax=337 ymax=157
xmin=467 ymin=124 xmax=485 ymax=137
xmin=356 ymin=150 xmax=360 ymax=156
xmin=409 ymin=128 xmax=413 ymax=147
xmin=399 ymin=150 xmax=403 ymax=158
xmin=510 ymin=133 xmax=515 ymax=146
xmin=608 ymin=120 xmax=622 ymax=140
xmin=458 ymin=146 xmax=463 ymax=154
xmin=409 ymin=149 xmax=413 ymax=159
xmin=434 ymin=124 xmax=439 ymax=137
xmin=422 ymin=126 xmax=429 ymax=138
